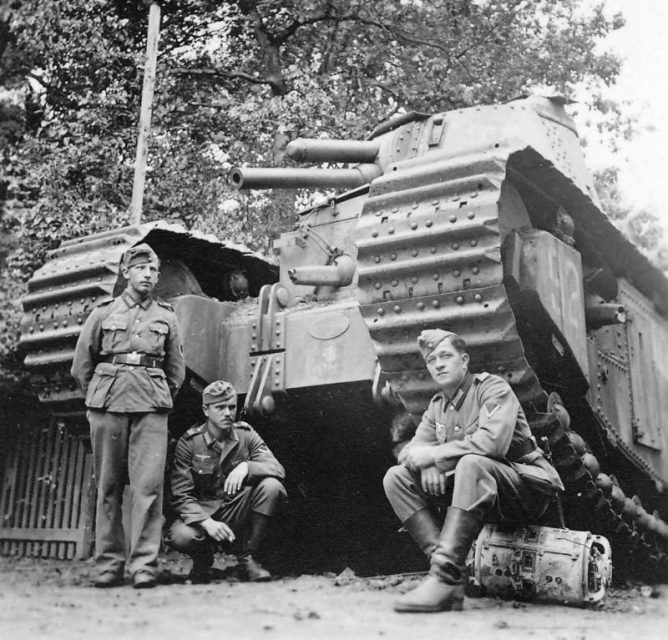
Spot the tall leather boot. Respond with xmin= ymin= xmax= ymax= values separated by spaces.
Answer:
xmin=394 ymin=507 xmax=483 ymax=613
xmin=402 ymin=508 xmax=440 ymax=559
xmin=188 ymin=541 xmax=214 ymax=584
xmin=238 ymin=512 xmax=272 ymax=582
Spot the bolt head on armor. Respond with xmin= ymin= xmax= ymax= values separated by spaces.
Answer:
xmin=417 ymin=329 xmax=456 ymax=359
xmin=122 ymin=243 xmax=160 ymax=269
xmin=202 ymin=380 xmax=237 ymax=405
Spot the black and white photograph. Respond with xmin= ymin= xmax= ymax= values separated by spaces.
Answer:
xmin=0 ymin=1 xmax=666 ymax=638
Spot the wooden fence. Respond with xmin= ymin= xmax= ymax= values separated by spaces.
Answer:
xmin=0 ymin=418 xmax=94 ymax=559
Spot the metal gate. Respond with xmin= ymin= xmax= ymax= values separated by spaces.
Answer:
xmin=0 ymin=418 xmax=94 ymax=559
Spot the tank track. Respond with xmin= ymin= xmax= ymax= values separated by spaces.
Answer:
xmin=355 ymin=152 xmax=544 ymax=414
xmin=354 ymin=153 xmax=668 ymax=577
xmin=19 ymin=226 xmax=147 ymax=413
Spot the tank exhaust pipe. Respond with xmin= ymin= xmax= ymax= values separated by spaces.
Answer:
xmin=229 ymin=164 xmax=382 ymax=190
xmin=286 ymin=139 xmax=380 ymax=164
xmin=288 ymin=255 xmax=356 ymax=288
xmin=585 ymin=302 xmax=626 ymax=330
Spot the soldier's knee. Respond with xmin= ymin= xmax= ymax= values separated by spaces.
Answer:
xmin=383 ymin=464 xmax=407 ymax=498
xmin=254 ymin=477 xmax=287 ymax=509
xmin=257 ymin=478 xmax=287 ymax=498
xmin=166 ymin=521 xmax=206 ymax=552
xmin=454 ymin=454 xmax=492 ymax=477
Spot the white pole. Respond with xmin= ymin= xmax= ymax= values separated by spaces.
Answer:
xmin=130 ymin=3 xmax=161 ymax=226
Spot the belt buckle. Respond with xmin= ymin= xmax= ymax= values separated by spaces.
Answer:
xmin=126 ymin=352 xmax=141 ymax=365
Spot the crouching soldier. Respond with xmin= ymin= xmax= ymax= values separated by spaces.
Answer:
xmin=384 ymin=330 xmax=563 ymax=612
xmin=167 ymin=380 xmax=287 ymax=583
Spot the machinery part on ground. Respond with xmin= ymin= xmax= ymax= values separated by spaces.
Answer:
xmin=467 ymin=524 xmax=612 ymax=607
xmin=18 ymin=96 xmax=668 ymax=576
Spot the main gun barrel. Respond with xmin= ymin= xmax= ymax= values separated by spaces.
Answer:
xmin=229 ymin=164 xmax=382 ymax=190
xmin=286 ymin=139 xmax=380 ymax=164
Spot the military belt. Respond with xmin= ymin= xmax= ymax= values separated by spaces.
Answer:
xmin=103 ymin=353 xmax=164 ymax=368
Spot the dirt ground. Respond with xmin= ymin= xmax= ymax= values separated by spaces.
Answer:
xmin=0 ymin=554 xmax=666 ymax=640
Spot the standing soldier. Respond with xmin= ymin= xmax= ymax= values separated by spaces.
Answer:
xmin=71 ymin=244 xmax=185 ymax=589
xmin=167 ymin=380 xmax=287 ymax=584
xmin=384 ymin=329 xmax=563 ymax=612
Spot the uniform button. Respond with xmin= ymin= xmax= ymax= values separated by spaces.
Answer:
xmin=454 ymin=426 xmax=460 ymax=431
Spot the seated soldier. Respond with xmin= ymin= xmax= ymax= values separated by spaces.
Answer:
xmin=167 ymin=380 xmax=286 ymax=583
xmin=384 ymin=329 xmax=563 ymax=613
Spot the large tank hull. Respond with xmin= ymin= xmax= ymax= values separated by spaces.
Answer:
xmin=18 ymin=97 xmax=668 ymax=576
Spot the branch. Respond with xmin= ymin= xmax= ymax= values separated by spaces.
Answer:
xmin=272 ymin=2 xmax=528 ymax=67
xmin=273 ymin=8 xmax=336 ymax=44
xmin=452 ymin=0 xmax=527 ymax=61
xmin=237 ymin=0 xmax=287 ymax=95
xmin=365 ymin=76 xmax=403 ymax=105
xmin=276 ymin=12 xmax=453 ymax=55
xmin=454 ymin=57 xmax=476 ymax=84
xmin=171 ymin=67 xmax=269 ymax=86
xmin=26 ymin=71 xmax=50 ymax=90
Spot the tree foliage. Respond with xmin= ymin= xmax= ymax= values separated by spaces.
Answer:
xmin=0 ymin=0 xmax=635 ymax=381
xmin=595 ymin=167 xmax=668 ymax=272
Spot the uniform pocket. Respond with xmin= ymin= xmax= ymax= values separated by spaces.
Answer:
xmin=85 ymin=363 xmax=119 ymax=408
xmin=147 ymin=367 xmax=173 ymax=408
xmin=193 ymin=458 xmax=217 ymax=492
xmin=148 ymin=320 xmax=169 ymax=352
xmin=101 ymin=315 xmax=128 ymax=352
xmin=193 ymin=460 xmax=216 ymax=475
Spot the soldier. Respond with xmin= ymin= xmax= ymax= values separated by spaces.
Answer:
xmin=167 ymin=380 xmax=287 ymax=584
xmin=384 ymin=329 xmax=563 ymax=612
xmin=71 ymin=244 xmax=185 ymax=589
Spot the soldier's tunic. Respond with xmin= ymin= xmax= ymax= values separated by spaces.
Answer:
xmin=167 ymin=421 xmax=286 ymax=552
xmin=384 ymin=372 xmax=563 ymax=523
xmin=71 ymin=289 xmax=185 ymax=577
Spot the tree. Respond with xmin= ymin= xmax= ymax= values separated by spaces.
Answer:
xmin=0 ymin=0 xmax=629 ymax=382
xmin=595 ymin=167 xmax=668 ymax=273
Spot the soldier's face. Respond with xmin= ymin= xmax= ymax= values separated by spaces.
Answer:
xmin=122 ymin=260 xmax=159 ymax=298
xmin=203 ymin=398 xmax=237 ymax=432
xmin=425 ymin=337 xmax=469 ymax=391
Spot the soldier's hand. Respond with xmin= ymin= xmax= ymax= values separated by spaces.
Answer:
xmin=399 ymin=444 xmax=436 ymax=469
xmin=420 ymin=466 xmax=447 ymax=496
xmin=223 ymin=461 xmax=249 ymax=496
xmin=201 ymin=518 xmax=235 ymax=543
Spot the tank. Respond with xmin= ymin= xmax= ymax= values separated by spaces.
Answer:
xmin=18 ymin=96 xmax=668 ymax=576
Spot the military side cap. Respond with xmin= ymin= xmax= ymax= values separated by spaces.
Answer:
xmin=202 ymin=380 xmax=237 ymax=405
xmin=122 ymin=243 xmax=159 ymax=268
xmin=417 ymin=329 xmax=455 ymax=359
